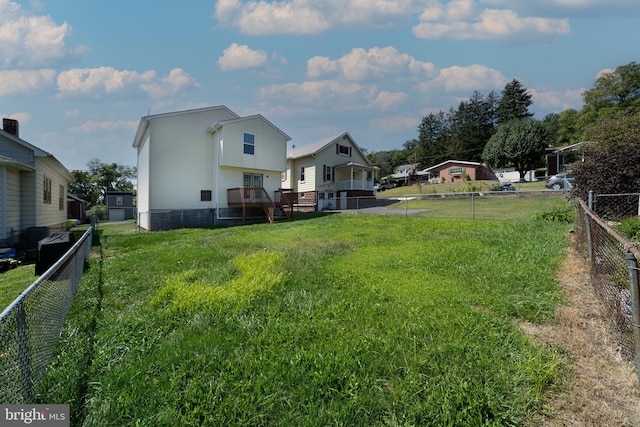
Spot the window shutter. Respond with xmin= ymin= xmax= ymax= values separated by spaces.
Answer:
xmin=332 ymin=167 xmax=335 ymax=182
xmin=323 ymin=165 xmax=326 ymax=182
xmin=336 ymin=144 xmax=339 ymax=154
xmin=349 ymin=147 xmax=352 ymax=157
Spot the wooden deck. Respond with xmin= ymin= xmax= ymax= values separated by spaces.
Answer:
xmin=227 ymin=187 xmax=295 ymax=223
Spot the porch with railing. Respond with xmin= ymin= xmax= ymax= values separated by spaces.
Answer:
xmin=227 ymin=187 xmax=294 ymax=223
xmin=337 ymin=179 xmax=375 ymax=191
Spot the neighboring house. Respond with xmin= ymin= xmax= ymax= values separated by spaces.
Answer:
xmin=418 ymin=160 xmax=495 ymax=183
xmin=106 ymin=191 xmax=135 ymax=221
xmin=0 ymin=118 xmax=73 ymax=248
xmin=283 ymin=132 xmax=378 ymax=211
xmin=67 ymin=194 xmax=88 ymax=223
xmin=545 ymin=142 xmax=589 ymax=176
xmin=383 ymin=164 xmax=417 ymax=186
xmin=132 ymin=106 xmax=291 ymax=230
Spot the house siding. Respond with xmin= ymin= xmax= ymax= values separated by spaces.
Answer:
xmin=35 ymin=157 xmax=69 ymax=232
xmin=219 ymin=119 xmax=286 ymax=172
xmin=4 ymin=168 xmax=21 ymax=238
xmin=136 ymin=132 xmax=150 ymax=229
xmin=146 ymin=109 xmax=234 ymax=211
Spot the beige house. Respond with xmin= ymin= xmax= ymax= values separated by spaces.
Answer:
xmin=283 ymin=132 xmax=378 ymax=211
xmin=132 ymin=106 xmax=291 ymax=230
xmin=0 ymin=119 xmax=73 ymax=248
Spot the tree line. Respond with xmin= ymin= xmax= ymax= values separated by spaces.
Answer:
xmin=69 ymin=159 xmax=136 ymax=208
xmin=369 ymin=61 xmax=640 ymax=186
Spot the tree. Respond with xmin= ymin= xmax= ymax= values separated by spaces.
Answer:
xmin=69 ymin=159 xmax=136 ymax=206
xmin=496 ymin=79 xmax=533 ymax=124
xmin=571 ymin=112 xmax=640 ymax=200
xmin=556 ymin=108 xmax=582 ymax=146
xmin=579 ymin=61 xmax=640 ymax=129
xmin=417 ymin=110 xmax=451 ymax=167
xmin=449 ymin=90 xmax=498 ymax=162
xmin=482 ymin=118 xmax=551 ymax=179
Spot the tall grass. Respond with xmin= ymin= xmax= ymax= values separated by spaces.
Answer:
xmin=37 ymin=214 xmax=571 ymax=426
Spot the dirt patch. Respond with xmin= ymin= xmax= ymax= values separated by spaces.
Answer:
xmin=524 ymin=242 xmax=640 ymax=426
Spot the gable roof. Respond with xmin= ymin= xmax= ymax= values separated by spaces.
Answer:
xmin=0 ymin=128 xmax=72 ymax=178
xmin=132 ymin=105 xmax=241 ymax=148
xmin=208 ymin=114 xmax=291 ymax=141
xmin=422 ymin=160 xmax=488 ymax=173
xmin=287 ymin=131 xmax=372 ymax=166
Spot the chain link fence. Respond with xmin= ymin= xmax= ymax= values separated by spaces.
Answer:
xmin=0 ymin=227 xmax=93 ymax=403
xmin=575 ymin=194 xmax=640 ymax=382
xmin=346 ymin=190 xmax=569 ymax=220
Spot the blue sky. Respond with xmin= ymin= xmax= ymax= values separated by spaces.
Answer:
xmin=1 ymin=0 xmax=639 ymax=171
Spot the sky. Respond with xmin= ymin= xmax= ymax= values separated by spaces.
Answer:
xmin=1 ymin=0 xmax=639 ymax=172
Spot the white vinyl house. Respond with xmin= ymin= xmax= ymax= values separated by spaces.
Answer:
xmin=0 ymin=118 xmax=73 ymax=248
xmin=283 ymin=132 xmax=378 ymax=211
xmin=132 ymin=106 xmax=291 ymax=230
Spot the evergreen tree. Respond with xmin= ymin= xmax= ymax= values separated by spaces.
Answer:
xmin=496 ymin=79 xmax=533 ymax=124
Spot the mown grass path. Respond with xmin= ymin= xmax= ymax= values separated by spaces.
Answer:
xmin=38 ymin=214 xmax=572 ymax=426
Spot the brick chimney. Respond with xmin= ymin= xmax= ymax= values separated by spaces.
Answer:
xmin=3 ymin=118 xmax=19 ymax=138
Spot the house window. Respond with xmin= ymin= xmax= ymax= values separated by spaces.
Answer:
xmin=43 ymin=177 xmax=52 ymax=204
xmin=243 ymin=132 xmax=255 ymax=155
xmin=58 ymin=185 xmax=65 ymax=210
xmin=300 ymin=167 xmax=305 ymax=182
xmin=324 ymin=165 xmax=333 ymax=182
xmin=116 ymin=196 xmax=123 ymax=206
xmin=337 ymin=144 xmax=350 ymax=156
xmin=450 ymin=167 xmax=465 ymax=175
xmin=201 ymin=190 xmax=212 ymax=201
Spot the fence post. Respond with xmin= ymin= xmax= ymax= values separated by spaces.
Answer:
xmin=471 ymin=193 xmax=475 ymax=220
xmin=627 ymin=251 xmax=640 ymax=384
xmin=16 ymin=302 xmax=32 ymax=401
xmin=585 ymin=194 xmax=593 ymax=262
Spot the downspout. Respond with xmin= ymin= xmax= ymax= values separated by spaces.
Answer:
xmin=215 ymin=127 xmax=222 ymax=223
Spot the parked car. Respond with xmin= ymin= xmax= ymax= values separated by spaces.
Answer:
xmin=375 ymin=182 xmax=397 ymax=191
xmin=545 ymin=174 xmax=575 ymax=190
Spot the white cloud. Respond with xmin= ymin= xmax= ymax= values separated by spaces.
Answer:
xmin=0 ymin=111 xmax=31 ymax=124
xmin=218 ymin=43 xmax=268 ymax=71
xmin=258 ymin=80 xmax=406 ymax=111
xmin=418 ymin=64 xmax=508 ymax=93
xmin=70 ymin=120 xmax=138 ymax=133
xmin=0 ymin=69 xmax=56 ymax=95
xmin=139 ymin=68 xmax=201 ymax=99
xmin=214 ymin=0 xmax=418 ymax=35
xmin=530 ymin=87 xmax=584 ymax=111
xmin=57 ymin=67 xmax=156 ymax=96
xmin=307 ymin=46 xmax=436 ymax=81
xmin=56 ymin=67 xmax=199 ymax=100
xmin=0 ymin=0 xmax=89 ymax=67
xmin=413 ymin=1 xmax=570 ymax=42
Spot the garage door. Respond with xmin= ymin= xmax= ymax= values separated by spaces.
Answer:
xmin=109 ymin=209 xmax=125 ymax=221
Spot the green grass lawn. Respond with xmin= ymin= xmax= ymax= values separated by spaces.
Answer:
xmin=376 ymin=180 xmax=549 ymax=199
xmin=387 ymin=195 xmax=568 ymax=220
xmin=36 ymin=213 xmax=572 ymax=426
xmin=0 ymin=264 xmax=36 ymax=310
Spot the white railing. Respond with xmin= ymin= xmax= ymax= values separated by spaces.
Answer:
xmin=337 ymin=180 xmax=374 ymax=191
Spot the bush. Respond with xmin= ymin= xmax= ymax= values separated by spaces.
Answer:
xmin=88 ymin=205 xmax=107 ymax=220
xmin=531 ymin=202 xmax=576 ymax=223
xmin=615 ymin=216 xmax=640 ymax=241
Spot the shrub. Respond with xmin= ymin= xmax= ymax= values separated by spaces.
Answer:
xmin=530 ymin=202 xmax=576 ymax=223
xmin=615 ymin=216 xmax=640 ymax=241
